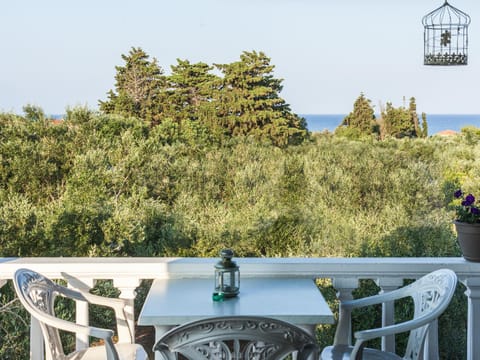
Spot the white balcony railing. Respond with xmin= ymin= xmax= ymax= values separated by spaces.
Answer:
xmin=1 ymin=257 xmax=480 ymax=360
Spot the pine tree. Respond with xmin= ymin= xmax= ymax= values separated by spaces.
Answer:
xmin=99 ymin=47 xmax=166 ymax=125
xmin=212 ymin=50 xmax=307 ymax=146
xmin=99 ymin=49 xmax=307 ymax=145
xmin=382 ymin=98 xmax=427 ymax=138
xmin=166 ymin=59 xmax=217 ymax=123
xmin=382 ymin=102 xmax=411 ymax=138
xmin=22 ymin=104 xmax=45 ymax=122
xmin=339 ymin=93 xmax=376 ymax=136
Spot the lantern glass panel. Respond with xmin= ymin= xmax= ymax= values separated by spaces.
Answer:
xmin=214 ymin=249 xmax=240 ymax=297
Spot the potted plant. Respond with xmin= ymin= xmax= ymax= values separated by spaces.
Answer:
xmin=453 ymin=189 xmax=480 ymax=262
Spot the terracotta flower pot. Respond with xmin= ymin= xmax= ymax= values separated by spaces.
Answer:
xmin=454 ymin=221 xmax=480 ymax=262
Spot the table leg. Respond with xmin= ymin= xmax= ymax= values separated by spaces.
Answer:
xmin=153 ymin=325 xmax=174 ymax=360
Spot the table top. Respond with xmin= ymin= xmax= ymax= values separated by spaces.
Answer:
xmin=138 ymin=277 xmax=334 ymax=326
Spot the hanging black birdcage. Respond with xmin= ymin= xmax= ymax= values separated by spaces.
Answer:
xmin=422 ymin=1 xmax=471 ymax=65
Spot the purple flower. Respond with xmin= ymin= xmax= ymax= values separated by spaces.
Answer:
xmin=464 ymin=194 xmax=476 ymax=206
xmin=455 ymin=190 xmax=480 ymax=223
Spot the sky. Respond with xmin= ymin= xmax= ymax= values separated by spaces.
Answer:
xmin=1 ymin=0 xmax=479 ymax=116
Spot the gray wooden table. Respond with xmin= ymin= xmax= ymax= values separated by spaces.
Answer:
xmin=138 ymin=277 xmax=334 ymax=359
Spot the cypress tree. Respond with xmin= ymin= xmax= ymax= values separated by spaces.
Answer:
xmin=409 ymin=97 xmax=420 ymax=137
xmin=421 ymin=112 xmax=428 ymax=137
xmin=340 ymin=93 xmax=376 ymax=136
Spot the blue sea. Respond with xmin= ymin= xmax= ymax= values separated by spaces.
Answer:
xmin=303 ymin=114 xmax=480 ymax=135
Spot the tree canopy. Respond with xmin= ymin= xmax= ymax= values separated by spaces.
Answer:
xmin=381 ymin=97 xmax=427 ymax=138
xmin=99 ymin=47 xmax=166 ymax=125
xmin=99 ymin=48 xmax=308 ymax=147
xmin=336 ymin=93 xmax=428 ymax=139
xmin=335 ymin=93 xmax=377 ymax=138
xmin=211 ymin=51 xmax=307 ymax=146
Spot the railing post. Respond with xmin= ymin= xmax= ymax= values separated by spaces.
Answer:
xmin=376 ymin=278 xmax=404 ymax=354
xmin=30 ymin=317 xmax=45 ymax=360
xmin=333 ymin=278 xmax=358 ymax=302
xmin=463 ymin=277 xmax=480 ymax=360
xmin=424 ymin=318 xmax=439 ymax=360
xmin=67 ymin=277 xmax=95 ymax=352
xmin=332 ymin=277 xmax=358 ymax=345
xmin=113 ymin=277 xmax=141 ymax=343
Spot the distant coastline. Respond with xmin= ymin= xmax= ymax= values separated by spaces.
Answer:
xmin=48 ymin=113 xmax=480 ymax=136
xmin=302 ymin=114 xmax=480 ymax=135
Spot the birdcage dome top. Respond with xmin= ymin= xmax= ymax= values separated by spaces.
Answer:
xmin=422 ymin=1 xmax=471 ymax=27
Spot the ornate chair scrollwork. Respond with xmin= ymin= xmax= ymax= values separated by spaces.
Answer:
xmin=13 ymin=268 xmax=148 ymax=360
xmin=154 ymin=315 xmax=319 ymax=360
xmin=321 ymin=268 xmax=457 ymax=360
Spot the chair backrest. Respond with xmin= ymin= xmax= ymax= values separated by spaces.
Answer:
xmin=14 ymin=268 xmax=67 ymax=358
xmin=154 ymin=315 xmax=319 ymax=360
xmin=401 ymin=269 xmax=457 ymax=360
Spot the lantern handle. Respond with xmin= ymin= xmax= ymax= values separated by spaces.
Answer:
xmin=220 ymin=249 xmax=234 ymax=260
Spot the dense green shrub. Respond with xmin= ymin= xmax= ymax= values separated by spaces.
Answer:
xmin=0 ymin=111 xmax=477 ymax=358
xmin=0 ymin=283 xmax=30 ymax=359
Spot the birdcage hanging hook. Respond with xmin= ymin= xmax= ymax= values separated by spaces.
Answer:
xmin=422 ymin=1 xmax=471 ymax=65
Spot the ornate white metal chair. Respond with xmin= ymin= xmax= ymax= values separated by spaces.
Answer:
xmin=153 ymin=315 xmax=319 ymax=360
xmin=13 ymin=268 xmax=148 ymax=360
xmin=321 ymin=268 xmax=457 ymax=360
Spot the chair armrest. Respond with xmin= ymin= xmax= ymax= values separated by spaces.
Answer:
xmin=340 ymin=288 xmax=407 ymax=310
xmin=80 ymin=290 xmax=133 ymax=343
xmin=60 ymin=272 xmax=129 ymax=315
xmin=32 ymin=308 xmax=121 ymax=360
xmin=74 ymin=289 xmax=129 ymax=310
xmin=333 ymin=286 xmax=410 ymax=346
xmin=348 ymin=314 xmax=434 ymax=360
xmin=30 ymin=305 xmax=114 ymax=339
xmin=57 ymin=280 xmax=134 ymax=343
xmin=354 ymin=312 xmax=434 ymax=342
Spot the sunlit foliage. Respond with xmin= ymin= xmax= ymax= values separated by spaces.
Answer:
xmin=0 ymin=109 xmax=476 ymax=358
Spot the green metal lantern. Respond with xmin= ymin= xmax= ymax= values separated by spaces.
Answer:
xmin=214 ymin=249 xmax=240 ymax=298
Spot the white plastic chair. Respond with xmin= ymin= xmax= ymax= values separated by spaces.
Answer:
xmin=153 ymin=315 xmax=319 ymax=360
xmin=321 ymin=269 xmax=457 ymax=360
xmin=13 ymin=268 xmax=148 ymax=360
